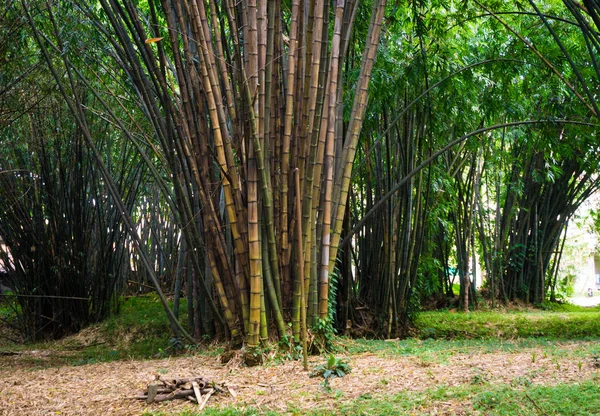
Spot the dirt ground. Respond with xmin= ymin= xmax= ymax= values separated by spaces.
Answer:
xmin=0 ymin=342 xmax=598 ymax=415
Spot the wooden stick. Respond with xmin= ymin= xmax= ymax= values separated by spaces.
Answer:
xmin=192 ymin=381 xmax=203 ymax=406
xmin=198 ymin=388 xmax=214 ymax=411
xmin=226 ymin=385 xmax=237 ymax=399
xmin=146 ymin=384 xmax=158 ymax=404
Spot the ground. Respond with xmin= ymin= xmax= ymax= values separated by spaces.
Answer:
xmin=1 ymin=339 xmax=599 ymax=415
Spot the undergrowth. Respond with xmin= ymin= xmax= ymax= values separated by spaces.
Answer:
xmin=3 ymin=295 xmax=600 ymax=369
xmin=0 ymin=293 xmax=203 ymax=366
xmin=415 ymin=308 xmax=600 ymax=339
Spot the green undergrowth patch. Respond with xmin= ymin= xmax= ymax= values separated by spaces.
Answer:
xmin=344 ymin=337 xmax=600 ymax=362
xmin=537 ymin=301 xmax=600 ymax=313
xmin=470 ymin=381 xmax=600 ymax=415
xmin=415 ymin=309 xmax=600 ymax=339
xmin=0 ymin=294 xmax=216 ymax=367
xmin=66 ymin=294 xmax=193 ymax=364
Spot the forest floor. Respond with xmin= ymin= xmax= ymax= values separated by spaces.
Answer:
xmin=1 ymin=336 xmax=600 ymax=415
xmin=2 ymin=297 xmax=600 ymax=415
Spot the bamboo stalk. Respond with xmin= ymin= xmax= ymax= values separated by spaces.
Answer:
xmin=295 ymin=168 xmax=308 ymax=371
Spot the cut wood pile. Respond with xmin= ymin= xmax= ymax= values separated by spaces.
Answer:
xmin=134 ymin=375 xmax=236 ymax=410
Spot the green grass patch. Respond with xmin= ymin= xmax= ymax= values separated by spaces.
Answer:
xmin=344 ymin=337 xmax=600 ymax=363
xmin=415 ymin=309 xmax=600 ymax=339
xmin=66 ymin=294 xmax=201 ymax=364
xmin=0 ymin=293 xmax=210 ymax=366
xmin=328 ymin=380 xmax=600 ymax=415
xmin=472 ymin=381 xmax=600 ymax=415
xmin=537 ymin=301 xmax=600 ymax=313
xmin=146 ymin=380 xmax=600 ymax=416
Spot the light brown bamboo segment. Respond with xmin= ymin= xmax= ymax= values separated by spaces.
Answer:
xmin=208 ymin=0 xmax=237 ymax=128
xmin=159 ymin=5 xmax=238 ymax=334
xmin=329 ymin=0 xmax=387 ymax=273
xmin=260 ymin=251 xmax=268 ymax=342
xmin=206 ymin=243 xmax=241 ymax=344
xmin=295 ymin=168 xmax=308 ymax=371
xmin=280 ymin=0 xmax=301 ymax=288
xmin=188 ymin=0 xmax=249 ymax=287
xmin=245 ymin=0 xmax=262 ymax=348
xmin=303 ymin=0 xmax=326 ymax=162
xmin=318 ymin=0 xmax=344 ymax=320
xmin=207 ymin=0 xmax=251 ymax=280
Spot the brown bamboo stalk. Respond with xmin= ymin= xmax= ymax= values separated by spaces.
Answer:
xmin=295 ymin=168 xmax=308 ymax=371
xmin=318 ymin=0 xmax=344 ymax=319
xmin=329 ymin=0 xmax=387 ymax=272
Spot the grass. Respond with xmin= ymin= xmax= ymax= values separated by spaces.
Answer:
xmin=415 ymin=308 xmax=600 ymax=339
xmin=67 ymin=294 xmax=194 ymax=364
xmin=333 ymin=380 xmax=600 ymax=415
xmin=142 ymin=380 xmax=600 ymax=415
xmin=344 ymin=336 xmax=600 ymax=364
xmin=0 ymin=293 xmax=209 ymax=366
xmin=3 ymin=296 xmax=600 ymax=366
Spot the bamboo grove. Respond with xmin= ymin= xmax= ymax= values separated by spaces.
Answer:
xmin=1 ymin=0 xmax=600 ymax=348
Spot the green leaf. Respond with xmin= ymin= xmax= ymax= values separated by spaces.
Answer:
xmin=327 ymin=354 xmax=336 ymax=369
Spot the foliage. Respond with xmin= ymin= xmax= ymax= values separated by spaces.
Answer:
xmin=313 ymin=318 xmax=337 ymax=354
xmin=330 ymin=381 xmax=600 ymax=416
xmin=0 ymin=294 xmax=197 ymax=365
xmin=415 ymin=309 xmax=600 ymax=339
xmin=310 ymin=354 xmax=352 ymax=391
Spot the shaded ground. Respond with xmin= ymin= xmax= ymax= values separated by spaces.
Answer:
xmin=1 ymin=340 xmax=599 ymax=415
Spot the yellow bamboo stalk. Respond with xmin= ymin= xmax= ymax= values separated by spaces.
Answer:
xmin=280 ymin=0 xmax=301 ymax=293
xmin=329 ymin=0 xmax=387 ymax=273
xmin=295 ymin=168 xmax=308 ymax=371
xmin=246 ymin=0 xmax=261 ymax=348
xmin=316 ymin=0 xmax=344 ymax=319
xmin=188 ymin=0 xmax=250 ymax=286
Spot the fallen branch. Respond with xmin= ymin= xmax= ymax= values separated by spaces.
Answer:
xmin=134 ymin=375 xmax=232 ymax=407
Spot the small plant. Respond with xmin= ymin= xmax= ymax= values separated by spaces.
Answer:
xmin=277 ymin=335 xmax=303 ymax=362
xmin=511 ymin=376 xmax=532 ymax=387
xmin=313 ymin=318 xmax=336 ymax=353
xmin=531 ymin=352 xmax=537 ymax=363
xmin=168 ymin=337 xmax=185 ymax=352
xmin=310 ymin=354 xmax=351 ymax=391
xmin=471 ymin=372 xmax=489 ymax=385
